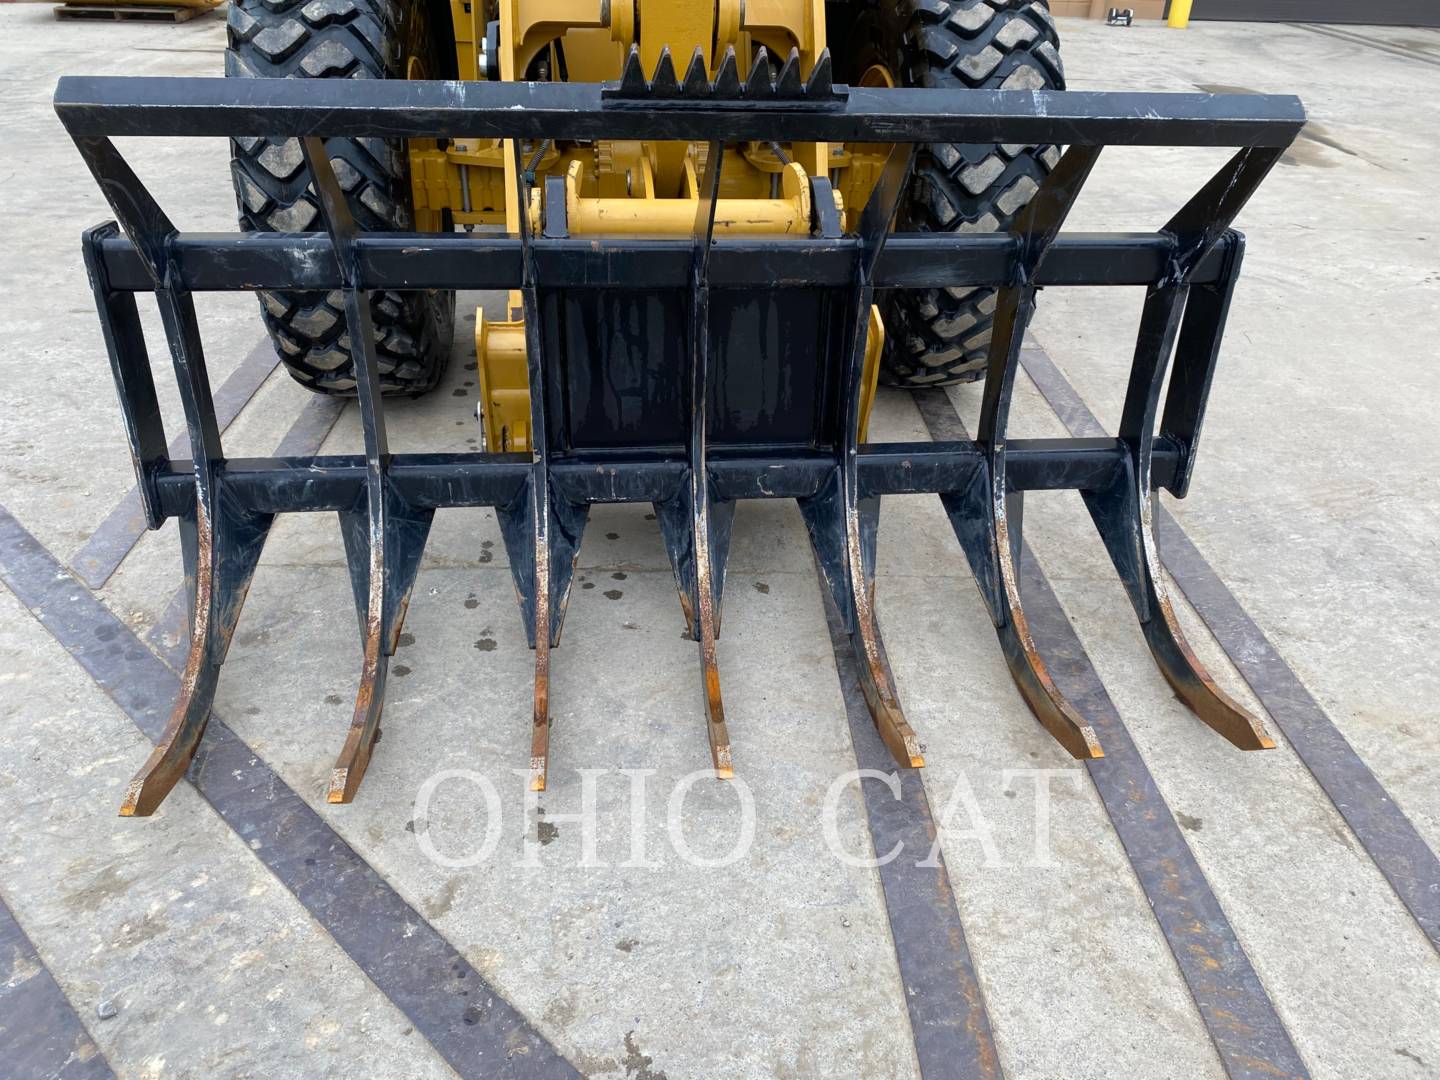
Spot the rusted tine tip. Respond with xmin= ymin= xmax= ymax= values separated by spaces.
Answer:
xmin=702 ymin=646 xmax=734 ymax=779
xmin=1000 ymin=613 xmax=1105 ymax=759
xmin=119 ymin=753 xmax=194 ymax=817
xmin=1141 ymin=608 xmax=1276 ymax=750
xmin=327 ymin=725 xmax=379 ymax=803
xmin=854 ymin=610 xmax=925 ymax=769
xmin=118 ymin=681 xmax=216 ymax=816
xmin=530 ymin=705 xmax=550 ymax=791
xmin=327 ymin=767 xmax=362 ymax=804
xmin=321 ymin=672 xmax=393 ymax=804
xmin=872 ymin=699 xmax=925 ymax=769
xmin=529 ymin=655 xmax=551 ymax=792
xmin=326 ymin=637 xmax=386 ymax=804
xmin=711 ymin=740 xmax=735 ymax=780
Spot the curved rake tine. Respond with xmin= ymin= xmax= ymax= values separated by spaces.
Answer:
xmin=529 ymin=479 xmax=555 ymax=792
xmin=1142 ymin=537 xmax=1274 ymax=749
xmin=691 ymin=138 xmax=733 ymax=779
xmin=695 ymin=492 xmax=734 ymax=778
xmin=490 ymin=140 xmax=591 ymax=793
xmin=657 ymin=484 xmax=735 ymax=776
xmin=854 ymin=604 xmax=923 ymax=770
xmin=806 ymin=484 xmax=925 ymax=769
xmin=76 ymin=139 xmax=279 ymax=816
xmin=669 ymin=137 xmax=732 ymax=779
xmin=332 ymin=490 xmax=434 ymax=802
xmin=496 ymin=483 xmax=587 ymax=792
xmin=1085 ymin=472 xmax=1273 ymax=750
xmin=122 ymin=495 xmax=272 ymax=815
xmin=1085 ymin=282 xmax=1273 ymax=751
xmin=302 ymin=136 xmax=439 ymax=803
xmin=994 ymin=496 xmax=1103 ymax=759
xmin=330 ymin=594 xmax=385 ymax=803
xmin=945 ymin=474 xmax=1102 ymax=759
xmin=108 ymin=202 xmax=276 ymax=812
xmin=333 ymin=497 xmax=384 ymax=803
xmin=656 ymin=481 xmax=737 ymax=776
xmin=805 ymin=140 xmax=923 ymax=770
xmin=952 ymin=145 xmax=1106 ymax=758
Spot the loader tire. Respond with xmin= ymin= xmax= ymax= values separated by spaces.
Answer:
xmin=846 ymin=0 xmax=1064 ymax=387
xmin=225 ymin=0 xmax=455 ymax=396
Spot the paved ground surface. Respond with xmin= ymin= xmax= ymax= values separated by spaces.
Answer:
xmin=2 ymin=6 xmax=1438 ymax=1079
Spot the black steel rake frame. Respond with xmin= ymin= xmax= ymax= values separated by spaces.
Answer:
xmin=56 ymin=66 xmax=1304 ymax=815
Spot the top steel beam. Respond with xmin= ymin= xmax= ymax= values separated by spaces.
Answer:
xmin=53 ymin=76 xmax=1306 ymax=148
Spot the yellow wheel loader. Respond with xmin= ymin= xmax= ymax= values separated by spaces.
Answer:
xmin=225 ymin=0 xmax=1068 ymax=436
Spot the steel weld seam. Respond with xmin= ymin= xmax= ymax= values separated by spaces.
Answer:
xmin=1019 ymin=344 xmax=1440 ymax=955
xmin=0 ymin=896 xmax=116 ymax=1080
xmin=70 ymin=338 xmax=282 ymax=590
xmin=912 ymin=387 xmax=1309 ymax=1080
xmin=0 ymin=503 xmax=581 ymax=1080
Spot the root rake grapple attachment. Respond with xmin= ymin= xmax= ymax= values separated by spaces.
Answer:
xmin=55 ymin=63 xmax=1304 ymax=815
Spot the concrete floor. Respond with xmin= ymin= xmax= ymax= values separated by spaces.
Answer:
xmin=1 ymin=6 xmax=1438 ymax=1079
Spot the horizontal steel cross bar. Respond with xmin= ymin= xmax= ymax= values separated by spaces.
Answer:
xmin=54 ymin=76 xmax=1306 ymax=148
xmin=148 ymin=440 xmax=1177 ymax=519
xmin=92 ymin=232 xmax=1234 ymax=293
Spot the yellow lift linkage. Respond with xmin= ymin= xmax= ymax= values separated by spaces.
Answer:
xmin=408 ymin=0 xmax=892 ymax=452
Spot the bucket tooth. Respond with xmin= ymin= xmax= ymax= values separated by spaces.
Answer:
xmin=802 ymin=475 xmax=924 ymax=770
xmin=650 ymin=47 xmax=680 ymax=97
xmin=713 ymin=46 xmax=740 ymax=97
xmin=681 ymin=47 xmax=709 ymax=97
xmin=329 ymin=489 xmax=434 ymax=804
xmin=496 ymin=475 xmax=590 ymax=790
xmin=120 ymin=495 xmax=273 ymax=816
xmin=618 ymin=44 xmax=646 ymax=95
xmin=775 ymin=48 xmax=803 ymax=98
xmin=745 ymin=46 xmax=772 ymax=97
xmin=804 ymin=49 xmax=834 ymax=98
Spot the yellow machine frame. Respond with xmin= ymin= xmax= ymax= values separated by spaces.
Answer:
xmin=406 ymin=0 xmax=891 ymax=451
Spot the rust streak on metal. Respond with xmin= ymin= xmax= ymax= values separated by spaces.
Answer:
xmin=1151 ymin=588 xmax=1275 ymax=750
xmin=847 ymin=510 xmax=923 ymax=769
xmin=531 ymin=480 xmax=552 ymax=792
xmin=695 ymin=504 xmax=733 ymax=778
xmin=120 ymin=493 xmax=216 ymax=817
xmin=991 ymin=492 xmax=1102 ymax=759
xmin=328 ymin=510 xmax=386 ymax=804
